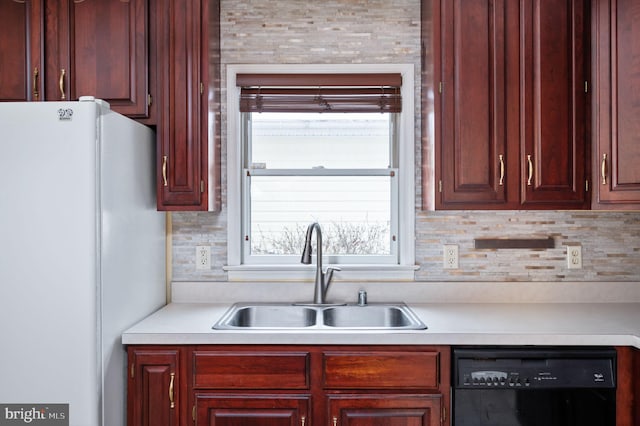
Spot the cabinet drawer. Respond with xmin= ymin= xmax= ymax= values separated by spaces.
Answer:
xmin=323 ymin=351 xmax=439 ymax=389
xmin=193 ymin=351 xmax=310 ymax=389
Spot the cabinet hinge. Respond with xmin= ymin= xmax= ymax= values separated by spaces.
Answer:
xmin=192 ymin=405 xmax=196 ymax=422
xmin=130 ymin=364 xmax=134 ymax=379
xmin=200 ymin=82 xmax=204 ymax=95
xmin=147 ymin=93 xmax=153 ymax=106
xmin=439 ymin=81 xmax=443 ymax=94
xmin=438 ymin=180 xmax=443 ymax=193
xmin=200 ymin=180 xmax=205 ymax=193
xmin=584 ymin=81 xmax=588 ymax=93
xmin=586 ymin=179 xmax=589 ymax=192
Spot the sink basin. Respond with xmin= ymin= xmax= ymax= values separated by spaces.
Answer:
xmin=213 ymin=303 xmax=427 ymax=330
xmin=322 ymin=304 xmax=426 ymax=329
xmin=214 ymin=304 xmax=317 ymax=329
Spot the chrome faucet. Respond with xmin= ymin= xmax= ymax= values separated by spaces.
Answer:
xmin=301 ymin=222 xmax=340 ymax=304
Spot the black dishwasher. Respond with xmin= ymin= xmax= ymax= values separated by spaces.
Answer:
xmin=452 ymin=347 xmax=616 ymax=426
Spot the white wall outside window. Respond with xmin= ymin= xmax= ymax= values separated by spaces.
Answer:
xmin=225 ymin=64 xmax=416 ymax=281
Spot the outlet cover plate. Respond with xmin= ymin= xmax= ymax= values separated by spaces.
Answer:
xmin=443 ymin=244 xmax=459 ymax=269
xmin=196 ymin=246 xmax=211 ymax=270
xmin=567 ymin=245 xmax=582 ymax=269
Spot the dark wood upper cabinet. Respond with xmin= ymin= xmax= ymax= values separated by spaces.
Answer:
xmin=0 ymin=0 xmax=44 ymax=102
xmin=592 ymin=0 xmax=640 ymax=209
xmin=154 ymin=0 xmax=212 ymax=211
xmin=435 ymin=0 xmax=517 ymax=209
xmin=0 ymin=0 xmax=152 ymax=119
xmin=2 ymin=0 xmax=220 ymax=212
xmin=432 ymin=0 xmax=590 ymax=210
xmin=43 ymin=0 xmax=151 ymax=118
xmin=520 ymin=0 xmax=589 ymax=208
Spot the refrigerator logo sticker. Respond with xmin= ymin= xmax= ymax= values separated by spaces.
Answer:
xmin=57 ymin=109 xmax=73 ymax=121
xmin=594 ymin=373 xmax=605 ymax=382
xmin=0 ymin=404 xmax=68 ymax=425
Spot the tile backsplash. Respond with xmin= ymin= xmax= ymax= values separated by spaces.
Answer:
xmin=172 ymin=210 xmax=640 ymax=282
xmin=171 ymin=0 xmax=640 ymax=283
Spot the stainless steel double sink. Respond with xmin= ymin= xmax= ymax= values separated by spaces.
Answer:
xmin=213 ymin=302 xmax=427 ymax=330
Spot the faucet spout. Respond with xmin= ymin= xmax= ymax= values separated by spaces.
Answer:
xmin=301 ymin=222 xmax=339 ymax=304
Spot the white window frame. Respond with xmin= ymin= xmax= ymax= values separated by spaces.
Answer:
xmin=225 ymin=64 xmax=416 ymax=281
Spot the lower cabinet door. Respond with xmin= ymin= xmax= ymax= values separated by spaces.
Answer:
xmin=195 ymin=394 xmax=310 ymax=426
xmin=328 ymin=394 xmax=442 ymax=426
xmin=128 ymin=348 xmax=181 ymax=426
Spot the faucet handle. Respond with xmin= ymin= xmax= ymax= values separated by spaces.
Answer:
xmin=324 ymin=266 xmax=340 ymax=284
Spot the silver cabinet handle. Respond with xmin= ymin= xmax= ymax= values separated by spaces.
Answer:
xmin=527 ymin=154 xmax=533 ymax=186
xmin=498 ymin=154 xmax=505 ymax=186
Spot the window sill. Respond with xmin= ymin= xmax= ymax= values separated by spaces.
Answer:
xmin=223 ymin=264 xmax=419 ymax=282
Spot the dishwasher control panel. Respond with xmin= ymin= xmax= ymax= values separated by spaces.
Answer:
xmin=454 ymin=347 xmax=616 ymax=389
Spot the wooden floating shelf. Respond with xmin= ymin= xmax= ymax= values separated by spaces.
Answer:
xmin=474 ymin=237 xmax=555 ymax=249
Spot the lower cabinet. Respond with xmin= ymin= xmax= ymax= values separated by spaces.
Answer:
xmin=328 ymin=395 xmax=441 ymax=426
xmin=194 ymin=395 xmax=310 ymax=425
xmin=127 ymin=345 xmax=451 ymax=426
xmin=127 ymin=347 xmax=184 ymax=426
xmin=616 ymin=346 xmax=640 ymax=426
xmin=636 ymin=348 xmax=640 ymax=425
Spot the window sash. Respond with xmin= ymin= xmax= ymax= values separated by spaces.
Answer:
xmin=246 ymin=112 xmax=396 ymax=170
xmin=242 ymin=168 xmax=399 ymax=265
xmin=245 ymin=169 xmax=395 ymax=177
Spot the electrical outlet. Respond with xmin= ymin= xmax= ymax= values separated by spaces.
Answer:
xmin=567 ymin=245 xmax=582 ymax=269
xmin=196 ymin=246 xmax=211 ymax=270
xmin=443 ymin=244 xmax=459 ymax=269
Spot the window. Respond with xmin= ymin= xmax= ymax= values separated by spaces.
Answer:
xmin=226 ymin=65 xmax=415 ymax=281
xmin=245 ymin=112 xmax=397 ymax=264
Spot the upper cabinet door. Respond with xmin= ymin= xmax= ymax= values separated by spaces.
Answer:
xmin=44 ymin=0 xmax=150 ymax=118
xmin=436 ymin=0 xmax=518 ymax=209
xmin=0 ymin=0 xmax=44 ymax=102
xmin=155 ymin=0 xmax=209 ymax=210
xmin=520 ymin=0 xmax=589 ymax=208
xmin=434 ymin=0 xmax=589 ymax=210
xmin=593 ymin=0 xmax=640 ymax=208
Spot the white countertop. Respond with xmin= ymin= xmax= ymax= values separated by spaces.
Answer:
xmin=122 ymin=302 xmax=640 ymax=348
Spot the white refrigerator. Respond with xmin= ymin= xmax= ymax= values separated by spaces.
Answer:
xmin=0 ymin=99 xmax=166 ymax=426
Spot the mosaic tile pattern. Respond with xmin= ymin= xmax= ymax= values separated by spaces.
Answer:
xmin=171 ymin=0 xmax=640 ymax=282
